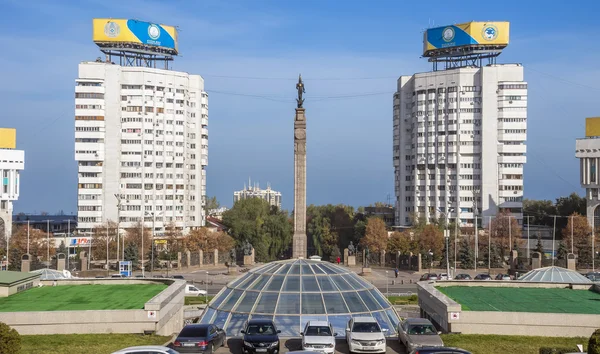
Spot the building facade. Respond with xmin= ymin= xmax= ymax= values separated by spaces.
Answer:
xmin=75 ymin=62 xmax=208 ymax=234
xmin=0 ymin=128 xmax=24 ymax=242
xmin=575 ymin=118 xmax=600 ymax=229
xmin=233 ymin=181 xmax=282 ymax=209
xmin=393 ymin=65 xmax=527 ymax=227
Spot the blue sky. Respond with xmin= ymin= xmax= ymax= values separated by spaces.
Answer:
xmin=1 ymin=0 xmax=599 ymax=214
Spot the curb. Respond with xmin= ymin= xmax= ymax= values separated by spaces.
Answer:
xmin=163 ymin=333 xmax=177 ymax=347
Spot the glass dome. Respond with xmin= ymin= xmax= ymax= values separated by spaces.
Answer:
xmin=198 ymin=259 xmax=400 ymax=337
xmin=518 ymin=266 xmax=592 ymax=283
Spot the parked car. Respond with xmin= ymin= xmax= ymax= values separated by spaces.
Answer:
xmin=301 ymin=320 xmax=336 ymax=354
xmin=173 ymin=275 xmax=185 ymax=280
xmin=111 ymin=274 xmax=124 ymax=278
xmin=584 ymin=272 xmax=600 ymax=281
xmin=185 ymin=284 xmax=207 ymax=296
xmin=345 ymin=316 xmax=387 ymax=354
xmin=439 ymin=273 xmax=452 ymax=280
xmin=453 ymin=274 xmax=471 ymax=280
xmin=419 ymin=273 xmax=439 ymax=281
xmin=398 ymin=318 xmax=444 ymax=353
xmin=112 ymin=345 xmax=180 ymax=354
xmin=408 ymin=347 xmax=472 ymax=354
xmin=172 ymin=324 xmax=226 ymax=353
xmin=495 ymin=274 xmax=511 ymax=281
xmin=241 ymin=319 xmax=281 ymax=354
xmin=474 ymin=274 xmax=492 ymax=281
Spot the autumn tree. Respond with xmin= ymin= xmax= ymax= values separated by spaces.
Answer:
xmin=185 ymin=227 xmax=212 ymax=251
xmin=387 ymin=231 xmax=416 ymax=255
xmin=490 ymin=209 xmax=522 ymax=259
xmin=125 ymin=222 xmax=152 ymax=260
xmin=10 ymin=225 xmax=54 ymax=261
xmin=416 ymin=224 xmax=444 ymax=259
xmin=360 ymin=217 xmax=388 ymax=253
xmin=164 ymin=222 xmax=183 ymax=254
xmin=91 ymin=221 xmax=118 ymax=263
xmin=562 ymin=213 xmax=591 ymax=256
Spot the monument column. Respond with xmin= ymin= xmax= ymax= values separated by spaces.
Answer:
xmin=293 ymin=75 xmax=307 ymax=259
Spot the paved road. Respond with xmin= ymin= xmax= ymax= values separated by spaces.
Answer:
xmin=210 ymin=338 xmax=409 ymax=354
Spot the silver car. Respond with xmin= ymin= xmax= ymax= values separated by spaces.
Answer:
xmin=397 ymin=318 xmax=444 ymax=353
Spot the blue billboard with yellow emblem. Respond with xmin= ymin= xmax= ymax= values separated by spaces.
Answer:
xmin=423 ymin=22 xmax=509 ymax=57
xmin=93 ymin=19 xmax=178 ymax=55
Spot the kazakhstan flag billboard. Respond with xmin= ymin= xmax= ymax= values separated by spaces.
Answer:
xmin=423 ymin=22 xmax=509 ymax=57
xmin=93 ymin=19 xmax=178 ymax=54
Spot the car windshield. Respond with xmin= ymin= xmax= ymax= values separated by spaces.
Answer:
xmin=305 ymin=326 xmax=332 ymax=336
xmin=246 ymin=323 xmax=276 ymax=335
xmin=190 ymin=287 xmax=199 ymax=291
xmin=352 ymin=322 xmax=381 ymax=333
xmin=179 ymin=326 xmax=208 ymax=337
xmin=408 ymin=324 xmax=437 ymax=335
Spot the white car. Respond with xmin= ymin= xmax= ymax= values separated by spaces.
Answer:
xmin=301 ymin=320 xmax=336 ymax=354
xmin=185 ymin=284 xmax=207 ymax=296
xmin=439 ymin=273 xmax=452 ymax=280
xmin=111 ymin=345 xmax=180 ymax=354
xmin=345 ymin=317 xmax=387 ymax=354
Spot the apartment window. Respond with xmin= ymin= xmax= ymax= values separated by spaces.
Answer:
xmin=77 ymin=82 xmax=102 ymax=87
xmin=76 ymin=127 xmax=100 ymax=132
xmin=75 ymin=93 xmax=104 ymax=99
xmin=78 ymin=183 xmax=102 ymax=189
xmin=121 ymin=85 xmax=142 ymax=89
xmin=76 ymin=104 xmax=103 ymax=109
xmin=75 ymin=116 xmax=104 ymax=121
xmin=498 ymin=84 xmax=528 ymax=90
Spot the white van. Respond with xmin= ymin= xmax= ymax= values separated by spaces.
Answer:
xmin=185 ymin=284 xmax=207 ymax=296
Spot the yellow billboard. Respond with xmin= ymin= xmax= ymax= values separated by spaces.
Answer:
xmin=424 ymin=21 xmax=510 ymax=56
xmin=0 ymin=128 xmax=16 ymax=149
xmin=586 ymin=117 xmax=600 ymax=137
xmin=93 ymin=19 xmax=178 ymax=54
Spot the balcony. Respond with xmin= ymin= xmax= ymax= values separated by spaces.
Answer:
xmin=498 ymin=155 xmax=527 ymax=164
xmin=498 ymin=144 xmax=527 ymax=154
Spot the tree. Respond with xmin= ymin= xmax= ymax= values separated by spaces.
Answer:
xmin=222 ymin=198 xmax=291 ymax=262
xmin=556 ymin=241 xmax=568 ymax=260
xmin=555 ymin=193 xmax=586 ymax=233
xmin=416 ymin=224 xmax=444 ymax=259
xmin=458 ymin=238 xmax=474 ymax=269
xmin=562 ymin=213 xmax=591 ymax=255
xmin=125 ymin=222 xmax=151 ymax=261
xmin=204 ymin=196 xmax=220 ymax=216
xmin=10 ymin=225 xmax=53 ymax=261
xmin=164 ymin=222 xmax=183 ymax=254
xmin=360 ymin=217 xmax=388 ymax=253
xmin=483 ymin=242 xmax=504 ymax=268
xmin=0 ymin=322 xmax=21 ymax=354
xmin=123 ymin=243 xmax=139 ymax=268
xmin=145 ymin=244 xmax=161 ymax=271
xmin=523 ymin=199 xmax=556 ymax=227
xmin=7 ymin=248 xmax=21 ymax=271
xmin=387 ymin=231 xmax=415 ymax=255
xmin=490 ymin=209 xmax=522 ymax=259
xmin=534 ymin=235 xmax=546 ymax=260
xmin=588 ymin=328 xmax=600 ymax=354
xmin=91 ymin=221 xmax=118 ymax=262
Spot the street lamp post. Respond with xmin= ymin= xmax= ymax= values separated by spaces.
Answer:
xmin=115 ymin=194 xmax=123 ymax=262
xmin=46 ymin=220 xmax=50 ymax=268
xmin=385 ymin=270 xmax=389 ymax=297
xmin=141 ymin=216 xmax=145 ymax=278
xmin=205 ymin=271 xmax=209 ymax=303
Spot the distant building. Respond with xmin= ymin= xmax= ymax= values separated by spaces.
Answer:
xmin=208 ymin=206 xmax=228 ymax=220
xmin=233 ymin=179 xmax=281 ymax=209
xmin=575 ymin=117 xmax=600 ymax=229
xmin=206 ymin=216 xmax=227 ymax=233
xmin=364 ymin=205 xmax=395 ymax=228
xmin=0 ymin=128 xmax=24 ymax=243
xmin=12 ymin=214 xmax=80 ymax=256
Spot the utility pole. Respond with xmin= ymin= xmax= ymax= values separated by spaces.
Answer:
xmin=151 ymin=212 xmax=155 ymax=277
xmin=473 ymin=187 xmax=480 ymax=272
xmin=593 ymin=220 xmax=595 ymax=272
xmin=526 ymin=216 xmax=531 ymax=259
xmin=488 ymin=216 xmax=492 ymax=273
xmin=454 ymin=216 xmax=459 ymax=272
xmin=552 ymin=215 xmax=557 ymax=266
xmin=508 ymin=215 xmax=512 ymax=254
xmin=46 ymin=219 xmax=50 ymax=268
xmin=106 ymin=220 xmax=109 ymax=273
xmin=571 ymin=215 xmax=574 ymax=254
xmin=115 ymin=194 xmax=122 ymax=262
xmin=141 ymin=213 xmax=145 ymax=278
xmin=27 ymin=220 xmax=30 ymax=254
xmin=67 ymin=219 xmax=71 ymax=270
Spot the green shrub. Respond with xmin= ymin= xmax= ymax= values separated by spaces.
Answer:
xmin=0 ymin=322 xmax=21 ymax=354
xmin=589 ymin=329 xmax=600 ymax=354
xmin=539 ymin=347 xmax=577 ymax=354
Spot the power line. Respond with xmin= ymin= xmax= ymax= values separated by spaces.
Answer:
xmin=203 ymin=74 xmax=397 ymax=81
xmin=527 ymin=67 xmax=600 ymax=91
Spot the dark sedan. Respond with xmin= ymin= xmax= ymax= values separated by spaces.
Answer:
xmin=453 ymin=274 xmax=472 ymax=280
xmin=172 ymin=324 xmax=226 ymax=353
xmin=241 ymin=319 xmax=281 ymax=354
xmin=474 ymin=274 xmax=492 ymax=280
xmin=409 ymin=347 xmax=472 ymax=354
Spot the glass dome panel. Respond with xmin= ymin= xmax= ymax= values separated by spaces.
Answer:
xmin=199 ymin=259 xmax=400 ymax=337
xmin=301 ymin=293 xmax=326 ymax=314
xmin=254 ymin=293 xmax=279 ymax=313
xmin=276 ymin=293 xmax=300 ymax=314
xmin=301 ymin=276 xmax=320 ymax=292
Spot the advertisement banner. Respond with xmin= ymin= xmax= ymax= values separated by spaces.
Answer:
xmin=69 ymin=237 xmax=91 ymax=247
xmin=423 ymin=21 xmax=509 ymax=56
xmin=93 ymin=19 xmax=178 ymax=54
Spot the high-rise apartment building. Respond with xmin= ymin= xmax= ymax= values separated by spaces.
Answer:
xmin=233 ymin=180 xmax=282 ymax=209
xmin=76 ymin=19 xmax=208 ymax=234
xmin=393 ymin=22 xmax=526 ymax=227
xmin=575 ymin=117 xmax=600 ymax=229
xmin=0 ymin=128 xmax=24 ymax=243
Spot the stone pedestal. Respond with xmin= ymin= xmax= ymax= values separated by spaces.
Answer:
xmin=199 ymin=250 xmax=203 ymax=266
xmin=213 ymin=249 xmax=218 ymax=266
xmin=531 ymin=252 xmax=542 ymax=269
xmin=177 ymin=252 xmax=182 ymax=270
xmin=361 ymin=267 xmax=372 ymax=275
xmin=244 ymin=255 xmax=254 ymax=266
xmin=347 ymin=255 xmax=356 ymax=266
xmin=251 ymin=247 xmax=255 ymax=264
xmin=567 ymin=253 xmax=577 ymax=270
xmin=80 ymin=251 xmax=88 ymax=272
xmin=186 ymin=250 xmax=191 ymax=268
xmin=344 ymin=249 xmax=349 ymax=265
xmin=380 ymin=250 xmax=386 ymax=266
xmin=509 ymin=250 xmax=518 ymax=271
xmin=57 ymin=253 xmax=66 ymax=272
xmin=416 ymin=253 xmax=422 ymax=272
xmin=21 ymin=254 xmax=31 ymax=273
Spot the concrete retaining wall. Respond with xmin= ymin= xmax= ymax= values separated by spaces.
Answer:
xmin=418 ymin=280 xmax=600 ymax=337
xmin=0 ymin=279 xmax=186 ymax=336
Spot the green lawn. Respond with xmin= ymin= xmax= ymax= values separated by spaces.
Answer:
xmin=437 ymin=286 xmax=600 ymax=314
xmin=387 ymin=295 xmax=418 ymax=305
xmin=441 ymin=334 xmax=587 ymax=354
xmin=20 ymin=334 xmax=171 ymax=354
xmin=185 ymin=295 xmax=214 ymax=305
xmin=0 ymin=284 xmax=167 ymax=312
